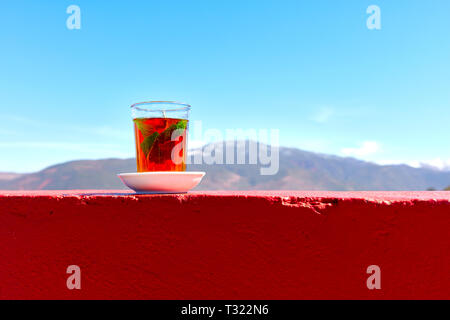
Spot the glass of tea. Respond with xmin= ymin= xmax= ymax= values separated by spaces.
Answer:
xmin=131 ymin=101 xmax=190 ymax=172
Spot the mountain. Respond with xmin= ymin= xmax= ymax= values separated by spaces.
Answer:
xmin=1 ymin=141 xmax=450 ymax=191
xmin=0 ymin=159 xmax=135 ymax=190
xmin=0 ymin=172 xmax=23 ymax=181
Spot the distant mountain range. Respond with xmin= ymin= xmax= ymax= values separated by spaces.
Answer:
xmin=0 ymin=172 xmax=23 ymax=181
xmin=1 ymin=141 xmax=449 ymax=191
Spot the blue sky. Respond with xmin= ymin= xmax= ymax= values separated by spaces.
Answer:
xmin=0 ymin=0 xmax=449 ymax=172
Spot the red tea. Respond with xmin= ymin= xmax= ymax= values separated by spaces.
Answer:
xmin=133 ymin=117 xmax=188 ymax=172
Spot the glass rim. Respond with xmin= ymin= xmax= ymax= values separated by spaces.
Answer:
xmin=130 ymin=101 xmax=191 ymax=112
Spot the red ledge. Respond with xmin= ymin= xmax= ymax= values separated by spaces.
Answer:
xmin=1 ymin=190 xmax=450 ymax=299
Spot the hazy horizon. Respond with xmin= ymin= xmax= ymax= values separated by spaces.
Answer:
xmin=2 ymin=139 xmax=449 ymax=175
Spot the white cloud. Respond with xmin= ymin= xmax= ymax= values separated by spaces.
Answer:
xmin=0 ymin=141 xmax=129 ymax=155
xmin=375 ymin=159 xmax=421 ymax=168
xmin=311 ymin=107 xmax=334 ymax=123
xmin=0 ymin=114 xmax=41 ymax=125
xmin=0 ymin=128 xmax=17 ymax=135
xmin=71 ymin=125 xmax=131 ymax=140
xmin=0 ymin=114 xmax=131 ymax=140
xmin=419 ymin=158 xmax=450 ymax=171
xmin=374 ymin=158 xmax=450 ymax=171
xmin=341 ymin=141 xmax=381 ymax=157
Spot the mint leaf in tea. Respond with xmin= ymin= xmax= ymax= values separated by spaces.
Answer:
xmin=133 ymin=118 xmax=188 ymax=172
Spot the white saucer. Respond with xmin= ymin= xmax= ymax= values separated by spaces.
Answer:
xmin=117 ymin=171 xmax=206 ymax=193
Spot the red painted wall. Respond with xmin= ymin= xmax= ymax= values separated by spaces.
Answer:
xmin=1 ymin=191 xmax=450 ymax=299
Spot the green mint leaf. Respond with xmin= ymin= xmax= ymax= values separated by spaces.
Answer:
xmin=160 ymin=120 xmax=188 ymax=141
xmin=174 ymin=119 xmax=187 ymax=130
xmin=134 ymin=119 xmax=152 ymax=137
xmin=140 ymin=131 xmax=159 ymax=157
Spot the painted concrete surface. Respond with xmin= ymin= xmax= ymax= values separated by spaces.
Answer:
xmin=1 ymin=191 xmax=449 ymax=299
